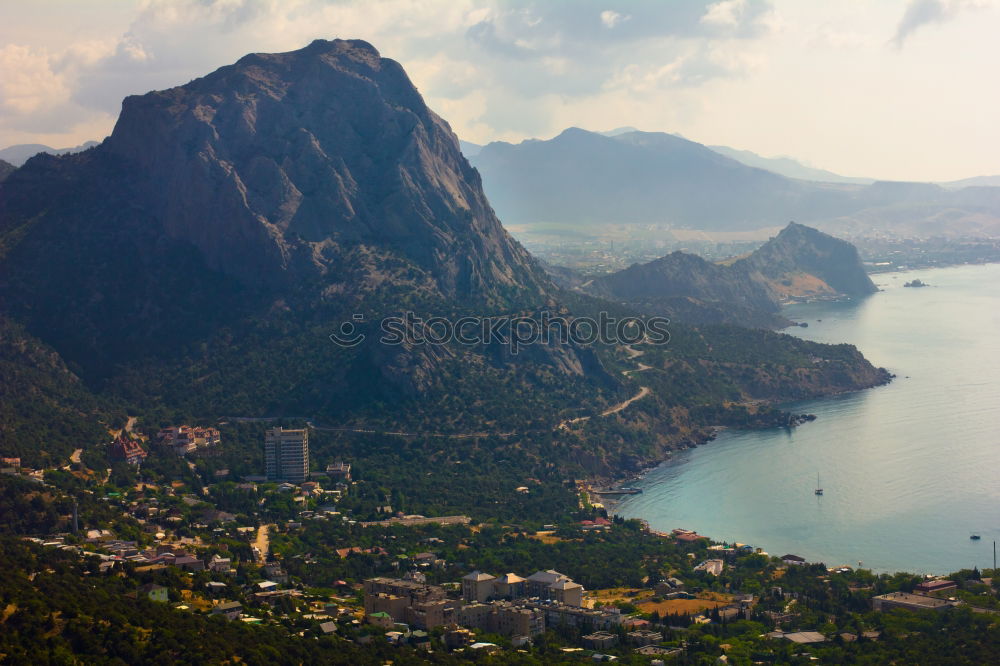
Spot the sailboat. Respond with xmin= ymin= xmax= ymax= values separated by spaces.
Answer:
xmin=814 ymin=473 xmax=823 ymax=496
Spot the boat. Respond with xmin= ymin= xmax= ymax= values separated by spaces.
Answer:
xmin=971 ymin=534 xmax=981 ymax=540
xmin=814 ymin=473 xmax=823 ymax=496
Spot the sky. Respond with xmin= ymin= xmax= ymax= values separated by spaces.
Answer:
xmin=0 ymin=0 xmax=997 ymax=182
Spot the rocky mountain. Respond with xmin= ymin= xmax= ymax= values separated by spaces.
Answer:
xmin=0 ymin=141 xmax=99 ymax=167
xmin=584 ymin=251 xmax=786 ymax=329
xmin=0 ymin=39 xmax=603 ymax=421
xmin=739 ymin=222 xmax=877 ymax=299
xmin=469 ymin=128 xmax=1000 ymax=236
xmin=582 ymin=222 xmax=875 ymax=328
xmin=0 ymin=159 xmax=14 ymax=182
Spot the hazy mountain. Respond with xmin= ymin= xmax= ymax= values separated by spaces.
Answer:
xmin=582 ymin=222 xmax=875 ymax=328
xmin=0 ymin=141 xmax=100 ymax=167
xmin=708 ymin=144 xmax=874 ymax=184
xmin=0 ymin=159 xmax=14 ymax=182
xmin=458 ymin=139 xmax=482 ymax=157
xmin=940 ymin=175 xmax=1000 ymax=190
xmin=470 ymin=127 xmax=820 ymax=230
xmin=470 ymin=127 xmax=1000 ymax=237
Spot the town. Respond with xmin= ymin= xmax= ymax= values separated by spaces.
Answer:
xmin=3 ymin=421 xmax=999 ymax=664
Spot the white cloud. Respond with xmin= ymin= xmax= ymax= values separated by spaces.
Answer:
xmin=600 ymin=10 xmax=628 ymax=28
xmin=701 ymin=0 xmax=747 ymax=28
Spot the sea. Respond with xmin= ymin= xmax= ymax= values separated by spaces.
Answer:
xmin=615 ymin=263 xmax=1000 ymax=574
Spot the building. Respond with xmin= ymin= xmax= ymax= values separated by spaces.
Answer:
xmin=157 ymin=425 xmax=221 ymax=456
xmin=326 ymin=461 xmax=351 ymax=481
xmin=457 ymin=601 xmax=545 ymax=637
xmin=520 ymin=599 xmax=623 ymax=630
xmin=108 ymin=434 xmax=147 ymax=466
xmin=462 ymin=571 xmax=497 ymax=602
xmin=694 ymin=559 xmax=725 ymax=576
xmin=914 ymin=579 xmax=958 ymax=594
xmin=548 ymin=579 xmax=585 ymax=606
xmin=582 ymin=631 xmax=618 ymax=649
xmin=627 ymin=630 xmax=663 ymax=646
xmin=264 ymin=427 xmax=309 ymax=482
xmin=781 ymin=554 xmax=807 ymax=566
xmin=493 ymin=573 xmax=527 ymax=599
xmin=212 ymin=601 xmax=243 ymax=620
xmin=363 ymin=577 xmax=447 ymax=621
xmin=871 ymin=592 xmax=955 ymax=613
xmin=207 ymin=554 xmax=232 ymax=574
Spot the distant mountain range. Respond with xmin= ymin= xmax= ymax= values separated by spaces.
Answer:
xmin=706 ymin=145 xmax=874 ymax=185
xmin=568 ymin=222 xmax=876 ymax=328
xmin=466 ymin=128 xmax=1000 ymax=238
xmin=0 ymin=141 xmax=100 ymax=167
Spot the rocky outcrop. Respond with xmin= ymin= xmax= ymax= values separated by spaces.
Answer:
xmin=586 ymin=251 xmax=787 ymax=328
xmin=738 ymin=222 xmax=877 ymax=298
xmin=0 ymin=159 xmax=14 ymax=182
xmin=581 ymin=222 xmax=875 ymax=328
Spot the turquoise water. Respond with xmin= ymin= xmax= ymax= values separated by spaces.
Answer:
xmin=616 ymin=263 xmax=1000 ymax=574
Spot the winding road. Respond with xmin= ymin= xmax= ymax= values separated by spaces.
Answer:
xmin=226 ymin=343 xmax=654 ymax=439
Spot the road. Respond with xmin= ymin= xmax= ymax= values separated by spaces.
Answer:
xmin=558 ymin=343 xmax=653 ymax=429
xmin=233 ymin=342 xmax=655 ymax=438
xmin=254 ymin=524 xmax=273 ymax=563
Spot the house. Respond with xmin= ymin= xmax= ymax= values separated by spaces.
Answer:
xmin=212 ymin=601 xmax=243 ymax=620
xmin=205 ymin=581 xmax=227 ymax=594
xmin=915 ymin=579 xmax=957 ymax=594
xmin=173 ymin=555 xmax=205 ymax=571
xmin=548 ymin=579 xmax=585 ymax=606
xmin=138 ymin=583 xmax=169 ymax=602
xmin=781 ymin=554 xmax=807 ymax=566
xmin=367 ymin=611 xmax=395 ymax=629
xmin=319 ymin=621 xmax=338 ymax=634
xmin=108 ymin=434 xmax=148 ymax=465
xmin=257 ymin=580 xmax=279 ymax=592
xmin=694 ymin=559 xmax=725 ymax=576
xmin=262 ymin=562 xmax=288 ymax=583
xmin=207 ymin=554 xmax=232 ymax=574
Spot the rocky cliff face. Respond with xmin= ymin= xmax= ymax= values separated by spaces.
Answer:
xmin=2 ymin=39 xmax=548 ymax=312
xmin=0 ymin=39 xmax=563 ymax=383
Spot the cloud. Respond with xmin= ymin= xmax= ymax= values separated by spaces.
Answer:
xmin=891 ymin=0 xmax=990 ymax=48
xmin=0 ymin=0 xmax=778 ymax=147
xmin=600 ymin=10 xmax=628 ymax=28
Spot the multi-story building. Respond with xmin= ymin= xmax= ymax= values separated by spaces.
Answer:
xmin=264 ymin=427 xmax=309 ymax=482
xmin=462 ymin=571 xmax=497 ymax=602
xmin=457 ymin=601 xmax=545 ymax=637
xmin=871 ymin=592 xmax=955 ymax=613
xmin=463 ymin=569 xmax=585 ymax=606
xmin=520 ymin=599 xmax=623 ymax=630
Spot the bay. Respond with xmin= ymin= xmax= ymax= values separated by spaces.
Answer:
xmin=616 ymin=263 xmax=1000 ymax=573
